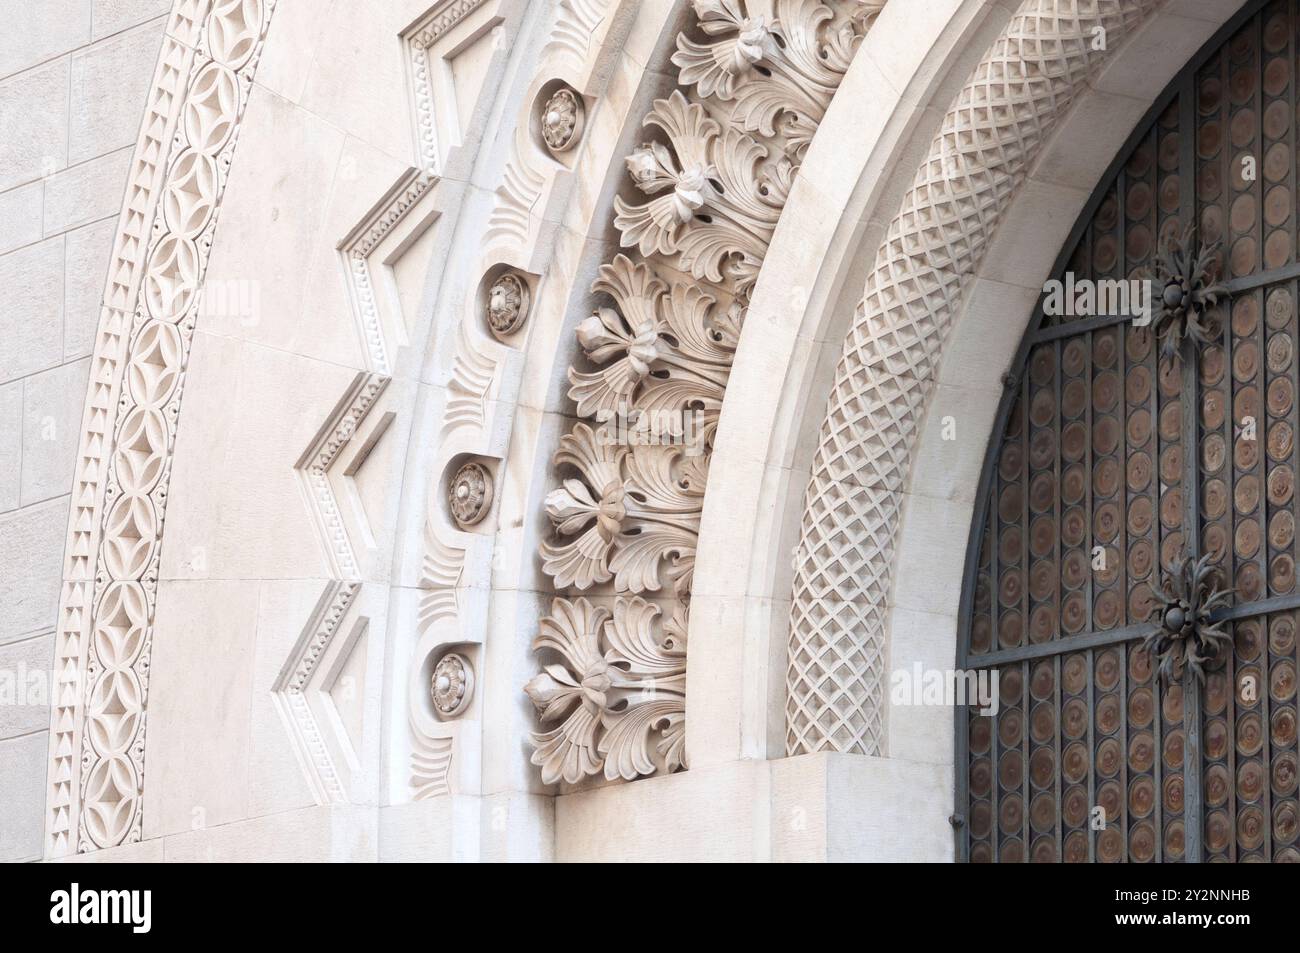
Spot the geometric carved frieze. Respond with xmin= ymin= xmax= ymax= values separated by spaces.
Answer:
xmin=338 ymin=168 xmax=442 ymax=377
xmin=404 ymin=0 xmax=510 ymax=174
xmin=47 ymin=0 xmax=278 ymax=857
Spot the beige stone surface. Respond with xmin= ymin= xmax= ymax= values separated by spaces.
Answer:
xmin=42 ymin=147 xmax=131 ymax=236
xmin=92 ymin=0 xmax=171 ymax=39
xmin=142 ymin=579 xmax=261 ymax=840
xmin=67 ymin=21 xmax=163 ymax=163
xmin=0 ymin=0 xmax=92 ymax=78
xmin=61 ymin=217 xmax=117 ymax=359
xmin=0 ymin=732 xmax=47 ymax=861
xmin=0 ymin=633 xmax=55 ymax=737
xmin=0 ymin=60 xmax=69 ymax=191
xmin=0 ymin=381 xmax=20 ymax=512
xmin=0 ymin=181 xmax=43 ymax=255
xmin=0 ymin=498 xmax=66 ymax=645
xmin=20 ymin=358 xmax=89 ymax=506
xmin=0 ymin=237 xmax=64 ymax=383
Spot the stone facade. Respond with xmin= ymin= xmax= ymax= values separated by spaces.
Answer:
xmin=0 ymin=0 xmax=1262 ymax=862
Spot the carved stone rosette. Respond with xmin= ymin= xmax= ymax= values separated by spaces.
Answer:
xmin=541 ymin=86 xmax=585 ymax=154
xmin=487 ymin=271 xmax=531 ymax=338
xmin=449 ymin=461 xmax=495 ymax=528
xmin=526 ymin=0 xmax=883 ymax=787
xmin=432 ymin=653 xmax=475 ymax=719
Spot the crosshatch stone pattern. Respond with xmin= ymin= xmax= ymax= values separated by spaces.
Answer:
xmin=788 ymin=0 xmax=1164 ymax=758
xmin=962 ymin=0 xmax=1300 ymax=862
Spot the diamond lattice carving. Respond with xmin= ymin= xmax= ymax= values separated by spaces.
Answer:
xmin=787 ymin=0 xmax=1165 ymax=756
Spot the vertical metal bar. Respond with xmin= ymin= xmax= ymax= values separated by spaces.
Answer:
xmin=1114 ymin=178 xmax=1131 ymax=859
xmin=1219 ymin=29 xmax=1238 ymax=865
xmin=1022 ymin=658 xmax=1030 ymax=858
xmin=1185 ymin=667 xmax=1204 ymax=862
xmin=1180 ymin=68 xmax=1205 ymax=864
xmin=1147 ymin=123 xmax=1166 ymax=863
xmin=1054 ymin=653 xmax=1063 ymax=862
xmin=1087 ymin=647 xmax=1097 ymax=862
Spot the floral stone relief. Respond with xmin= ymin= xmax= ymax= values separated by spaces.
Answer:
xmin=525 ymin=0 xmax=886 ymax=787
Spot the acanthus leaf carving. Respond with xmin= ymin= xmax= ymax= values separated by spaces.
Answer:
xmin=540 ymin=422 xmax=703 ymax=596
xmin=673 ymin=0 xmax=861 ymax=155
xmin=525 ymin=596 xmax=687 ymax=785
xmin=529 ymin=0 xmax=879 ymax=788
xmin=568 ymin=255 xmax=734 ymax=437
xmin=614 ymin=90 xmax=784 ymax=293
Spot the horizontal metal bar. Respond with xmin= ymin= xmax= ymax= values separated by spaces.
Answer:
xmin=1025 ymin=263 xmax=1300 ymax=349
xmin=967 ymin=590 xmax=1300 ymax=669
xmin=1222 ymin=260 xmax=1300 ymax=295
xmin=970 ymin=622 xmax=1151 ymax=667
xmin=1028 ymin=311 xmax=1134 ymax=345
xmin=1212 ymin=590 xmax=1300 ymax=622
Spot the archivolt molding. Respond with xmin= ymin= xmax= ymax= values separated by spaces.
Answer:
xmin=44 ymin=0 xmax=276 ymax=856
xmin=408 ymin=0 xmax=494 ymax=170
xmin=407 ymin=0 xmax=628 ymax=801
xmin=786 ymin=0 xmax=1166 ymax=759
xmin=525 ymin=0 xmax=885 ymax=787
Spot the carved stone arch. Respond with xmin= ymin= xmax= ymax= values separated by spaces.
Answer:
xmin=688 ymin=0 xmax=1010 ymax=768
xmin=28 ymin=0 xmax=1259 ymax=864
xmin=38 ymin=0 xmax=691 ymax=861
xmin=768 ymin=0 xmax=1250 ymax=854
xmin=510 ymin=0 xmax=1249 ymax=859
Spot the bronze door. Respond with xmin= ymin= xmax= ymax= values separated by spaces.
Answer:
xmin=957 ymin=0 xmax=1300 ymax=862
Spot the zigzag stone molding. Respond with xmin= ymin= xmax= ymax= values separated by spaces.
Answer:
xmin=407 ymin=0 xmax=496 ymax=171
xmin=271 ymin=580 xmax=362 ymax=803
xmin=295 ymin=373 xmax=391 ymax=580
xmin=786 ymin=0 xmax=1165 ymax=757
xmin=44 ymin=0 xmax=277 ymax=856
xmin=524 ymin=0 xmax=885 ymax=787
